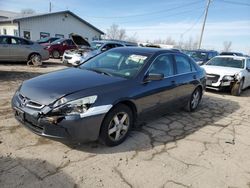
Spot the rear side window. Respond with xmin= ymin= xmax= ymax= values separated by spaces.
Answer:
xmin=0 ymin=37 xmax=9 ymax=44
xmin=10 ymin=37 xmax=22 ymax=45
xmin=175 ymin=55 xmax=192 ymax=74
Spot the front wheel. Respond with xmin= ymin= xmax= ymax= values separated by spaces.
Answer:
xmin=52 ymin=50 xmax=60 ymax=59
xmin=231 ymin=80 xmax=244 ymax=96
xmin=99 ymin=104 xmax=133 ymax=146
xmin=185 ymin=87 xmax=202 ymax=112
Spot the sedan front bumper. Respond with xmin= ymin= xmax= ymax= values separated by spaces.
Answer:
xmin=12 ymin=95 xmax=105 ymax=143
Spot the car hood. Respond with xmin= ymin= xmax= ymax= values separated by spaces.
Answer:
xmin=20 ymin=68 xmax=125 ymax=105
xmin=40 ymin=42 xmax=50 ymax=47
xmin=70 ymin=34 xmax=90 ymax=47
xmin=201 ymin=65 xmax=242 ymax=76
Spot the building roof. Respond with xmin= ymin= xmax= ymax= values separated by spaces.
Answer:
xmin=0 ymin=10 xmax=104 ymax=34
xmin=0 ymin=10 xmax=21 ymax=20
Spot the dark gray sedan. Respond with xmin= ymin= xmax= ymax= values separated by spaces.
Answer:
xmin=12 ymin=47 xmax=206 ymax=146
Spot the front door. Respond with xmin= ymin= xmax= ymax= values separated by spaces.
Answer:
xmin=136 ymin=54 xmax=178 ymax=114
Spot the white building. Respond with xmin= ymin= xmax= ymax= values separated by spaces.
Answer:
xmin=0 ymin=10 xmax=104 ymax=42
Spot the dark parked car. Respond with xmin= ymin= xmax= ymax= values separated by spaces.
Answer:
xmin=37 ymin=37 xmax=60 ymax=46
xmin=12 ymin=47 xmax=206 ymax=146
xmin=46 ymin=38 xmax=77 ymax=58
xmin=220 ymin=52 xmax=244 ymax=56
xmin=46 ymin=35 xmax=90 ymax=59
xmin=183 ymin=50 xmax=218 ymax=65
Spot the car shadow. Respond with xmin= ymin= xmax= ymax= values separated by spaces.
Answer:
xmin=206 ymin=87 xmax=250 ymax=97
xmin=0 ymin=70 xmax=43 ymax=82
xmin=0 ymin=157 xmax=76 ymax=188
xmin=65 ymin=94 xmax=240 ymax=154
xmin=0 ymin=59 xmax=65 ymax=68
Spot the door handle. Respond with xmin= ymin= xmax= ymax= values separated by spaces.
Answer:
xmin=193 ymin=75 xmax=197 ymax=79
xmin=171 ymin=80 xmax=176 ymax=85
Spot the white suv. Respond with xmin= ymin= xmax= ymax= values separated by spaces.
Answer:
xmin=202 ymin=56 xmax=250 ymax=96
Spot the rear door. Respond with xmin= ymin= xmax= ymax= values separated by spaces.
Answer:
xmin=9 ymin=37 xmax=31 ymax=61
xmin=174 ymin=54 xmax=197 ymax=104
xmin=0 ymin=36 xmax=10 ymax=60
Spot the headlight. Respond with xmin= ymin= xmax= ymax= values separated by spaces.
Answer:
xmin=222 ymin=75 xmax=234 ymax=81
xmin=52 ymin=95 xmax=97 ymax=116
xmin=234 ymin=73 xmax=241 ymax=81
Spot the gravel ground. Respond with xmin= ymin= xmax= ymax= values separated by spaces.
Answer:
xmin=1 ymin=60 xmax=250 ymax=188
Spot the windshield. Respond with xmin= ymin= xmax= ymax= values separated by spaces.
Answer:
xmin=206 ymin=57 xmax=245 ymax=69
xmin=90 ymin=42 xmax=103 ymax=50
xmin=189 ymin=51 xmax=208 ymax=61
xmin=80 ymin=50 xmax=150 ymax=78
xmin=51 ymin=38 xmax=65 ymax=44
xmin=37 ymin=37 xmax=50 ymax=43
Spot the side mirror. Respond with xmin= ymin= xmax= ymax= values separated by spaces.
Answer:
xmin=144 ymin=73 xmax=164 ymax=82
xmin=101 ymin=47 xmax=107 ymax=52
xmin=246 ymin=67 xmax=250 ymax=72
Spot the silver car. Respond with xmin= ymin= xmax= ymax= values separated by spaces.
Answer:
xmin=0 ymin=35 xmax=49 ymax=63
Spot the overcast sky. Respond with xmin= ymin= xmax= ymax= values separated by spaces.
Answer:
xmin=0 ymin=0 xmax=250 ymax=53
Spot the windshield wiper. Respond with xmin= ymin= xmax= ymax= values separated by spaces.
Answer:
xmin=86 ymin=68 xmax=113 ymax=77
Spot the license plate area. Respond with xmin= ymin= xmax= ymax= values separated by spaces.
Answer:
xmin=14 ymin=107 xmax=25 ymax=121
xmin=206 ymin=80 xmax=213 ymax=86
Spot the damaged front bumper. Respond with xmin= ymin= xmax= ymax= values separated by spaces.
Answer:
xmin=11 ymin=93 xmax=105 ymax=143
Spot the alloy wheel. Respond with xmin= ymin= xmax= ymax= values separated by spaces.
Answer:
xmin=191 ymin=89 xmax=200 ymax=109
xmin=108 ymin=112 xmax=130 ymax=141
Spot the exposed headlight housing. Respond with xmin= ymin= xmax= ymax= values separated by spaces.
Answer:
xmin=51 ymin=95 xmax=97 ymax=116
xmin=222 ymin=75 xmax=234 ymax=81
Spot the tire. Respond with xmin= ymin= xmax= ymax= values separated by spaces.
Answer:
xmin=185 ymin=87 xmax=202 ymax=112
xmin=99 ymin=104 xmax=133 ymax=146
xmin=231 ymin=80 xmax=243 ymax=96
xmin=52 ymin=50 xmax=60 ymax=59
xmin=29 ymin=54 xmax=42 ymax=65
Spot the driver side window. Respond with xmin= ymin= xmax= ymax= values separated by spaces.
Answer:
xmin=149 ymin=54 xmax=174 ymax=77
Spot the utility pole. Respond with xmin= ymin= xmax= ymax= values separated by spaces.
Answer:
xmin=198 ymin=0 xmax=211 ymax=49
xmin=49 ymin=1 xmax=52 ymax=13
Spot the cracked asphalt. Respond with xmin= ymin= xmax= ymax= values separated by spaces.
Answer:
xmin=1 ymin=61 xmax=250 ymax=188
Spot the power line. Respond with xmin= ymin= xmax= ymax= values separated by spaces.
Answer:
xmin=218 ymin=0 xmax=250 ymax=6
xmin=181 ymin=10 xmax=205 ymax=36
xmin=84 ymin=0 xmax=203 ymax=19
xmin=102 ymin=9 xmax=204 ymax=24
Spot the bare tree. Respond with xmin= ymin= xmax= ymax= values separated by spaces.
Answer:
xmin=165 ymin=37 xmax=176 ymax=45
xmin=21 ymin=9 xmax=36 ymax=15
xmin=126 ymin=33 xmax=138 ymax=43
xmin=223 ymin=41 xmax=232 ymax=52
xmin=105 ymin=24 xmax=127 ymax=40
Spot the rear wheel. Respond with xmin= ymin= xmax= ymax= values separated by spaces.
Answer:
xmin=52 ymin=50 xmax=60 ymax=59
xmin=99 ymin=104 xmax=133 ymax=146
xmin=185 ymin=87 xmax=202 ymax=112
xmin=231 ymin=80 xmax=244 ymax=96
xmin=28 ymin=54 xmax=42 ymax=66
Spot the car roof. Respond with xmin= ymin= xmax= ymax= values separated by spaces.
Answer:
xmin=0 ymin=35 xmax=31 ymax=41
xmin=187 ymin=49 xmax=217 ymax=53
xmin=110 ymin=47 xmax=181 ymax=54
xmin=215 ymin=55 xmax=247 ymax=60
